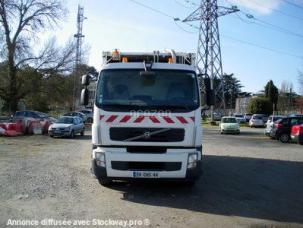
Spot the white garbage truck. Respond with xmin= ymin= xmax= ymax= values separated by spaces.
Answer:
xmin=81 ymin=50 xmax=212 ymax=185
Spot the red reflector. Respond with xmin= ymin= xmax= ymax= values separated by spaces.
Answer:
xmin=106 ymin=115 xmax=118 ymax=122
xmin=149 ymin=116 xmax=160 ymax=123
xmin=162 ymin=116 xmax=174 ymax=124
xmin=134 ymin=116 xmax=145 ymax=123
xmin=177 ymin=116 xmax=188 ymax=124
xmin=120 ymin=115 xmax=131 ymax=123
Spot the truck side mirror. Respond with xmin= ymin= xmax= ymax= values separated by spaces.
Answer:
xmin=81 ymin=75 xmax=90 ymax=86
xmin=80 ymin=88 xmax=89 ymax=106
xmin=204 ymin=77 xmax=214 ymax=106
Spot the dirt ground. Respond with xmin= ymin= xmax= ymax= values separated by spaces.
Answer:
xmin=0 ymin=127 xmax=303 ymax=228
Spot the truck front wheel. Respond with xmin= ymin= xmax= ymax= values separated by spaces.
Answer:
xmin=97 ymin=177 xmax=112 ymax=186
xmin=92 ymin=159 xmax=112 ymax=186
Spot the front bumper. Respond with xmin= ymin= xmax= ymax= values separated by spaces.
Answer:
xmin=49 ymin=130 xmax=70 ymax=137
xmin=91 ymin=147 xmax=202 ymax=181
xmin=221 ymin=128 xmax=240 ymax=134
xmin=92 ymin=159 xmax=202 ymax=181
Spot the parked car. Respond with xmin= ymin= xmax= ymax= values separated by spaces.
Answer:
xmin=288 ymin=114 xmax=303 ymax=118
xmin=48 ymin=116 xmax=85 ymax=138
xmin=63 ymin=111 xmax=87 ymax=122
xmin=11 ymin=110 xmax=56 ymax=134
xmin=12 ymin=110 xmax=52 ymax=121
xmin=270 ymin=116 xmax=303 ymax=143
xmin=265 ymin=115 xmax=285 ymax=136
xmin=234 ymin=114 xmax=246 ymax=124
xmin=244 ymin=113 xmax=253 ymax=122
xmin=291 ymin=124 xmax=303 ymax=145
xmin=262 ymin=115 xmax=269 ymax=123
xmin=213 ymin=112 xmax=222 ymax=121
xmin=78 ymin=109 xmax=93 ymax=123
xmin=249 ymin=114 xmax=266 ymax=128
xmin=219 ymin=116 xmax=240 ymax=134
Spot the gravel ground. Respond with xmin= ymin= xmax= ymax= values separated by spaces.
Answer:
xmin=0 ymin=127 xmax=303 ymax=228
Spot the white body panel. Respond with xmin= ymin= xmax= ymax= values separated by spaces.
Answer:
xmin=102 ymin=62 xmax=196 ymax=71
xmin=92 ymin=109 xmax=201 ymax=147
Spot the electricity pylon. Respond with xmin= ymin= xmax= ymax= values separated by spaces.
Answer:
xmin=183 ymin=0 xmax=239 ymax=119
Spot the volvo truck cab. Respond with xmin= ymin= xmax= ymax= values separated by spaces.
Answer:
xmin=81 ymin=50 xmax=211 ymax=185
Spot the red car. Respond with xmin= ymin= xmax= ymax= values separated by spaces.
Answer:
xmin=291 ymin=124 xmax=303 ymax=145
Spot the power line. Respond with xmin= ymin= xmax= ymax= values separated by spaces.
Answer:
xmin=127 ymin=0 xmax=302 ymax=60
xmin=238 ymin=11 xmax=303 ymax=39
xmin=282 ymin=0 xmax=303 ymax=11
xmin=128 ymin=0 xmax=178 ymax=20
xmin=233 ymin=13 xmax=255 ymax=25
xmin=221 ymin=34 xmax=303 ymax=59
xmin=184 ymin=0 xmax=199 ymax=6
xmin=128 ymin=0 xmax=198 ymax=34
xmin=174 ymin=20 xmax=198 ymax=34
xmin=249 ymin=0 xmax=303 ymax=22
xmin=174 ymin=0 xmax=192 ymax=9
xmin=222 ymin=0 xmax=303 ymax=40
xmin=181 ymin=21 xmax=303 ymax=59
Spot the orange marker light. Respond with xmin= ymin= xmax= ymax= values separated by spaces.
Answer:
xmin=122 ymin=57 xmax=128 ymax=62
xmin=168 ymin=57 xmax=174 ymax=64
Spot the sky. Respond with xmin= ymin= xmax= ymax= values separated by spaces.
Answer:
xmin=47 ymin=0 xmax=303 ymax=94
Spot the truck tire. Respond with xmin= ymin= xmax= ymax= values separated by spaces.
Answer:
xmin=97 ymin=177 xmax=112 ymax=186
xmin=81 ymin=129 xmax=85 ymax=136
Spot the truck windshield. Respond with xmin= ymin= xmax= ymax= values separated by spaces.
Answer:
xmin=95 ymin=69 xmax=199 ymax=112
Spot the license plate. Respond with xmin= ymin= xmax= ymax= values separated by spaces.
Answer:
xmin=55 ymin=130 xmax=61 ymax=133
xmin=133 ymin=171 xmax=159 ymax=178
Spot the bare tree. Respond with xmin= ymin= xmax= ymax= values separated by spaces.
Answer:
xmin=279 ymin=81 xmax=296 ymax=113
xmin=0 ymin=0 xmax=72 ymax=112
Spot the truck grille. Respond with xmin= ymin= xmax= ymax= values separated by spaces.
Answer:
xmin=126 ymin=146 xmax=167 ymax=153
xmin=111 ymin=161 xmax=182 ymax=171
xmin=109 ymin=127 xmax=184 ymax=142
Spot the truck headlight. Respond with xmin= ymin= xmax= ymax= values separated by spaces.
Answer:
xmin=187 ymin=153 xmax=198 ymax=169
xmin=95 ymin=152 xmax=106 ymax=167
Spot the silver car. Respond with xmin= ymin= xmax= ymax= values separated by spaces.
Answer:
xmin=78 ymin=109 xmax=93 ymax=123
xmin=265 ymin=115 xmax=285 ymax=136
xmin=63 ymin=111 xmax=87 ymax=123
xmin=48 ymin=116 xmax=85 ymax=138
xmin=249 ymin=114 xmax=266 ymax=128
xmin=234 ymin=114 xmax=246 ymax=124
